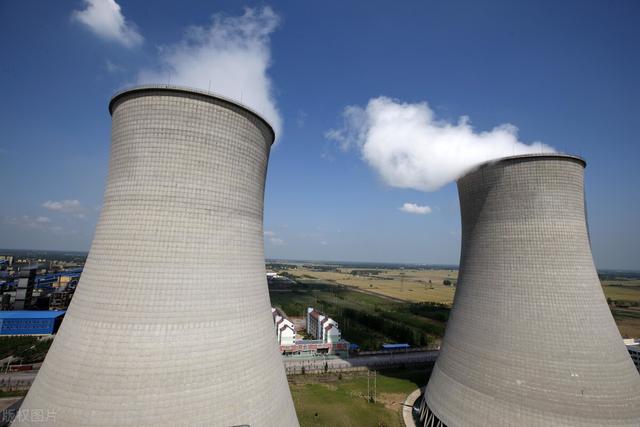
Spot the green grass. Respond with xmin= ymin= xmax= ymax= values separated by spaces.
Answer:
xmin=289 ymin=368 xmax=429 ymax=427
xmin=0 ymin=336 xmax=53 ymax=364
xmin=602 ymin=284 xmax=640 ymax=302
xmin=0 ymin=390 xmax=27 ymax=398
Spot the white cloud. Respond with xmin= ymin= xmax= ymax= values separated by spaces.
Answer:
xmin=327 ymin=97 xmax=555 ymax=191
xmin=3 ymin=215 xmax=52 ymax=229
xmin=71 ymin=0 xmax=143 ymax=48
xmin=43 ymin=199 xmax=82 ymax=212
xmin=42 ymin=199 xmax=89 ymax=219
xmin=399 ymin=203 xmax=432 ymax=215
xmin=264 ymin=230 xmax=276 ymax=237
xmin=137 ymin=7 xmax=282 ymax=138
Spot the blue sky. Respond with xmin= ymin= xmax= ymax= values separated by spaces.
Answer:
xmin=1 ymin=1 xmax=638 ymax=269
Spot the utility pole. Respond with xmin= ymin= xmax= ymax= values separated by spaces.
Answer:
xmin=374 ymin=370 xmax=377 ymax=403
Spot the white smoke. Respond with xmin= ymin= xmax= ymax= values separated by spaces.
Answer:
xmin=71 ymin=0 xmax=143 ymax=48
xmin=138 ymin=7 xmax=282 ymax=137
xmin=327 ymin=97 xmax=555 ymax=191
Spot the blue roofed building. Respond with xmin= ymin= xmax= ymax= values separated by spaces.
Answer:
xmin=381 ymin=343 xmax=411 ymax=351
xmin=0 ymin=311 xmax=66 ymax=335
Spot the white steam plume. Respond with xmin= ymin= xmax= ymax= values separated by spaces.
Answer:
xmin=71 ymin=0 xmax=143 ymax=48
xmin=138 ymin=7 xmax=282 ymax=137
xmin=327 ymin=97 xmax=555 ymax=191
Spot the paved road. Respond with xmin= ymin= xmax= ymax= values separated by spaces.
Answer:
xmin=0 ymin=372 xmax=37 ymax=382
xmin=0 ymin=350 xmax=440 ymax=387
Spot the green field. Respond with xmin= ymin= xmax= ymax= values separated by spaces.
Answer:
xmin=0 ymin=336 xmax=53 ymax=364
xmin=601 ymin=276 xmax=640 ymax=337
xmin=269 ymin=280 xmax=448 ymax=350
xmin=289 ymin=368 xmax=428 ymax=427
xmin=271 ymin=265 xmax=640 ymax=339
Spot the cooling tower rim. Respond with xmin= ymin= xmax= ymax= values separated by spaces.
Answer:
xmin=468 ymin=153 xmax=586 ymax=175
xmin=108 ymin=84 xmax=275 ymax=144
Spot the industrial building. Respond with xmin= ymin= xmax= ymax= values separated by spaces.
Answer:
xmin=625 ymin=339 xmax=640 ymax=373
xmin=14 ymin=269 xmax=35 ymax=310
xmin=420 ymin=154 xmax=640 ymax=426
xmin=16 ymin=86 xmax=299 ymax=427
xmin=0 ymin=311 xmax=65 ymax=335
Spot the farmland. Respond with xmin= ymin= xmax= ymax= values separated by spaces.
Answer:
xmin=269 ymin=263 xmax=640 ymax=339
xmin=601 ymin=273 xmax=640 ymax=337
xmin=285 ymin=266 xmax=457 ymax=304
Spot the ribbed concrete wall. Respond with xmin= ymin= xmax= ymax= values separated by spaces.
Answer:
xmin=15 ymin=86 xmax=299 ymax=426
xmin=422 ymin=155 xmax=640 ymax=426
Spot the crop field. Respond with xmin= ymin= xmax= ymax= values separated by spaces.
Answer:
xmin=271 ymin=264 xmax=640 ymax=339
xmin=601 ymin=279 xmax=640 ymax=301
xmin=284 ymin=267 xmax=458 ymax=304
xmin=289 ymin=367 xmax=429 ymax=427
xmin=601 ymin=276 xmax=640 ymax=337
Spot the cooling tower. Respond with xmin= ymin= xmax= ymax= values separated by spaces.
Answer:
xmin=15 ymin=86 xmax=299 ymax=426
xmin=420 ymin=154 xmax=640 ymax=426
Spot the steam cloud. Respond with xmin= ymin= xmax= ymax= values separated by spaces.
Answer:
xmin=327 ymin=97 xmax=555 ymax=191
xmin=138 ymin=7 xmax=282 ymax=137
xmin=71 ymin=0 xmax=143 ymax=48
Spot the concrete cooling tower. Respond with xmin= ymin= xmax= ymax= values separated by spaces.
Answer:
xmin=419 ymin=154 xmax=640 ymax=426
xmin=15 ymin=86 xmax=299 ymax=426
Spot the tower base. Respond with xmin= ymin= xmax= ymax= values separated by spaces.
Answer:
xmin=418 ymin=395 xmax=448 ymax=427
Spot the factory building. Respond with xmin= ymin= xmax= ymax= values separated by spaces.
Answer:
xmin=0 ymin=311 xmax=65 ymax=335
xmin=16 ymin=86 xmax=299 ymax=427
xmin=14 ymin=268 xmax=35 ymax=310
xmin=420 ymin=154 xmax=640 ymax=426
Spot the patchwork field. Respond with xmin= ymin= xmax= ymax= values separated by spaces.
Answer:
xmin=271 ymin=264 xmax=640 ymax=338
xmin=285 ymin=267 xmax=458 ymax=304
xmin=601 ymin=276 xmax=640 ymax=337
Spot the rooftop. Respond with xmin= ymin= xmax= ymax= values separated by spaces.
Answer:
xmin=0 ymin=310 xmax=66 ymax=319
